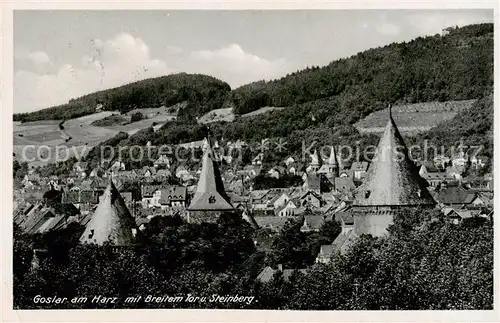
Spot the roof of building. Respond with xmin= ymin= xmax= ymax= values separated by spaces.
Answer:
xmin=80 ymin=180 xmax=137 ymax=246
xmin=351 ymin=161 xmax=369 ymax=171
xmin=187 ymin=138 xmax=234 ymax=211
xmin=331 ymin=229 xmax=359 ymax=254
xmin=436 ymin=183 xmax=477 ymax=205
xmin=301 ymin=215 xmax=325 ymax=231
xmin=353 ymin=112 xmax=435 ymax=207
xmin=304 ymin=174 xmax=321 ymax=191
xmin=141 ymin=185 xmax=160 ymax=198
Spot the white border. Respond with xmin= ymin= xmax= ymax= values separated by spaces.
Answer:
xmin=2 ymin=1 xmax=499 ymax=322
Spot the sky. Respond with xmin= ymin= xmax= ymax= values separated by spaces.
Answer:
xmin=14 ymin=9 xmax=493 ymax=113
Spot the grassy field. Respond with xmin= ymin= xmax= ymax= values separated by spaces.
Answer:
xmin=240 ymin=106 xmax=285 ymax=118
xmin=12 ymin=110 xmax=172 ymax=166
xmin=354 ymin=100 xmax=476 ymax=134
xmin=198 ymin=108 xmax=235 ymax=124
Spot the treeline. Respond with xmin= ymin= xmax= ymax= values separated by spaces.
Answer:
xmin=13 ymin=209 xmax=493 ymax=310
xmin=230 ymin=23 xmax=493 ymax=116
xmin=14 ymin=24 xmax=493 ymax=125
xmin=13 ymin=73 xmax=231 ymax=122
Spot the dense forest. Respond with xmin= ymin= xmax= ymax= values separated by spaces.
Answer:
xmin=14 ymin=209 xmax=493 ymax=310
xmin=13 ymin=73 xmax=231 ymax=122
xmin=14 ymin=24 xmax=493 ymax=124
xmin=230 ymin=23 xmax=493 ymax=117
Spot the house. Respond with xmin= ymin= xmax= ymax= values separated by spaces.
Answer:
xmin=350 ymin=161 xmax=369 ymax=180
xmin=302 ymin=173 xmax=321 ymax=194
xmin=252 ymin=153 xmax=264 ymax=165
xmin=300 ymin=190 xmax=323 ymax=208
xmin=275 ymin=199 xmax=299 ymax=217
xmin=300 ymin=215 xmax=325 ymax=232
xmin=470 ymin=156 xmax=489 ymax=169
xmin=269 ymin=191 xmax=293 ymax=209
xmin=317 ymin=146 xmax=340 ymax=179
xmin=338 ymin=169 xmax=354 ymax=178
xmin=120 ymin=192 xmax=133 ymax=205
xmin=178 ymin=140 xmax=205 ymax=150
xmin=141 ymin=185 xmax=161 ymax=208
xmin=22 ymin=174 xmax=41 ymax=188
xmin=155 ymin=169 xmax=172 ymax=180
xmin=61 ymin=190 xmax=99 ymax=212
xmin=175 ymin=165 xmax=190 ymax=179
xmin=316 ymin=214 xmax=358 ymax=263
xmin=446 ymin=165 xmax=463 ymax=180
xmin=451 ymin=151 xmax=468 ymax=169
xmin=267 ymin=166 xmax=285 ymax=179
xmin=442 ymin=207 xmax=480 ymax=225
xmin=333 ymin=177 xmax=356 ymax=195
xmin=436 ymin=182 xmax=478 ymax=207
xmin=421 ymin=171 xmax=449 ymax=188
xmin=284 ymin=156 xmax=295 ymax=166
xmin=433 ymin=154 xmax=451 ymax=170
xmin=73 ymin=162 xmax=88 ymax=172
xmin=240 ymin=165 xmax=262 ymax=179
xmin=80 ymin=180 xmax=137 ymax=246
xmin=154 ymin=155 xmax=171 ymax=168
xmin=109 ymin=160 xmax=126 ymax=172
xmin=159 ymin=186 xmax=188 ymax=208
xmin=89 ymin=166 xmax=106 ymax=178
xmin=254 ymin=216 xmax=299 ymax=232
xmin=417 ymin=161 xmax=439 ymax=177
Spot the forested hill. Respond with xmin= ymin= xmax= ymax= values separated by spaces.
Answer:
xmin=230 ymin=23 xmax=493 ymax=119
xmin=13 ymin=73 xmax=231 ymax=122
xmin=14 ymin=23 xmax=493 ymax=124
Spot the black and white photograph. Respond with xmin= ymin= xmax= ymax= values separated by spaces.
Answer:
xmin=7 ymin=5 xmax=497 ymax=317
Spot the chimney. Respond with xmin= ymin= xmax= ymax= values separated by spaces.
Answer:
xmin=277 ymin=264 xmax=283 ymax=271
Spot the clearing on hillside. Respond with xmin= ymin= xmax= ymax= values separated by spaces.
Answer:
xmin=354 ymin=100 xmax=476 ymax=134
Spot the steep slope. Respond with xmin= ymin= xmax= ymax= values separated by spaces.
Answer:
xmin=14 ymin=73 xmax=231 ymax=122
xmin=230 ymin=23 xmax=493 ymax=122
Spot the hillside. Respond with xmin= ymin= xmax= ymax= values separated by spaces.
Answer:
xmin=354 ymin=100 xmax=476 ymax=134
xmin=13 ymin=73 xmax=231 ymax=122
xmin=15 ymin=23 xmax=494 ymax=170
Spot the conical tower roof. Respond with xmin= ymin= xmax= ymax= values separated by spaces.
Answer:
xmin=188 ymin=138 xmax=234 ymax=211
xmin=80 ymin=180 xmax=137 ymax=246
xmin=354 ymin=108 xmax=435 ymax=207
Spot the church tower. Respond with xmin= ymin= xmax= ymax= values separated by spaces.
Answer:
xmin=351 ymin=104 xmax=436 ymax=237
xmin=187 ymin=137 xmax=234 ymax=223
xmin=80 ymin=179 xmax=138 ymax=246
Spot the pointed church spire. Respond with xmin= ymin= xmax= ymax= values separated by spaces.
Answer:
xmin=80 ymin=179 xmax=137 ymax=246
xmin=328 ymin=146 xmax=339 ymax=167
xmin=188 ymin=138 xmax=234 ymax=211
xmin=354 ymin=109 xmax=435 ymax=207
